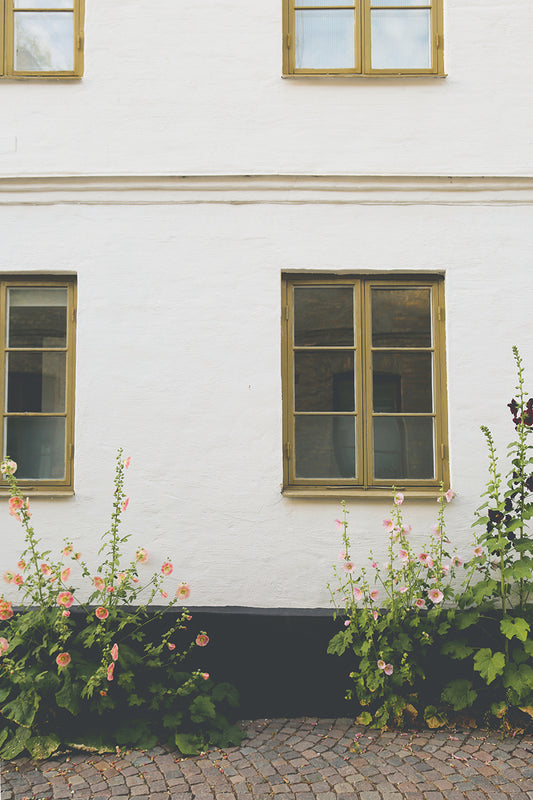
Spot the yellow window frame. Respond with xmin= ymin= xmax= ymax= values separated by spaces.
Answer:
xmin=0 ymin=275 xmax=76 ymax=495
xmin=0 ymin=0 xmax=84 ymax=79
xmin=283 ymin=0 xmax=444 ymax=77
xmin=281 ymin=274 xmax=449 ymax=497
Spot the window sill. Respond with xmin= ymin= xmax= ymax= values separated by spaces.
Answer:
xmin=0 ymin=487 xmax=74 ymax=497
xmin=282 ymin=73 xmax=447 ymax=79
xmin=282 ymin=486 xmax=446 ymax=499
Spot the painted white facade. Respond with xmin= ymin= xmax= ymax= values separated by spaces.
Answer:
xmin=2 ymin=1 xmax=533 ymax=607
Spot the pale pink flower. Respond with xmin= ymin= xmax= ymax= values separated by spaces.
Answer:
xmin=167 ymin=642 xmax=176 ymax=650
xmin=431 ymin=523 xmax=441 ymax=537
xmin=110 ymin=643 xmax=118 ymax=661
xmin=56 ymin=652 xmax=71 ymax=667
xmin=425 ymin=556 xmax=434 ymax=569
xmin=399 ymin=549 xmax=409 ymax=562
xmin=62 ymin=610 xmax=70 ymax=617
xmin=95 ymin=606 xmax=109 ymax=620
xmin=161 ymin=562 xmax=173 ymax=576
xmin=121 ymin=497 xmax=129 ymax=512
xmin=40 ymin=563 xmax=51 ymax=576
xmin=344 ymin=620 xmax=350 ymax=627
xmin=93 ymin=576 xmax=105 ymax=590
xmin=3 ymin=571 xmax=13 ymax=584
xmin=384 ymin=664 xmax=394 ymax=676
xmin=123 ymin=456 xmax=131 ymax=469
xmin=117 ymin=572 xmax=126 ymax=584
xmin=335 ymin=519 xmax=343 ymax=530
xmin=445 ymin=489 xmax=455 ymax=503
xmin=0 ymin=637 xmax=9 ymax=653
xmin=1 ymin=459 xmax=17 ymax=475
xmin=353 ymin=586 xmax=363 ymax=600
xmin=473 ymin=546 xmax=483 ymax=557
xmin=429 ymin=588 xmax=444 ymax=604
xmin=12 ymin=574 xmax=23 ymax=586
xmin=17 ymin=560 xmax=26 ymax=570
xmin=160 ymin=590 xmax=168 ymax=599
xmin=401 ymin=524 xmax=412 ymax=536
xmin=394 ymin=492 xmax=404 ymax=506
xmin=339 ymin=550 xmax=346 ymax=560
xmin=371 ymin=561 xmax=378 ymax=569
xmin=372 ymin=610 xmax=379 ymax=620
xmin=107 ymin=663 xmax=115 ymax=681
xmin=196 ymin=633 xmax=209 ymax=647
xmin=415 ymin=598 xmax=425 ymax=609
xmin=57 ymin=591 xmax=74 ymax=608
xmin=136 ymin=547 xmax=148 ymax=563
xmin=62 ymin=545 xmax=73 ymax=557
xmin=342 ymin=561 xmax=355 ymax=573
xmin=399 ymin=587 xmax=408 ymax=593
xmin=176 ymin=582 xmax=191 ymax=600
xmin=418 ymin=552 xmax=429 ymax=564
xmin=382 ymin=519 xmax=394 ymax=532
xmin=442 ymin=564 xmax=450 ymax=573
xmin=453 ymin=556 xmax=463 ymax=567
xmin=201 ymin=673 xmax=209 ymax=680
xmin=61 ymin=567 xmax=71 ymax=583
xmin=377 ymin=659 xmax=386 ymax=670
xmin=370 ymin=590 xmax=379 ymax=602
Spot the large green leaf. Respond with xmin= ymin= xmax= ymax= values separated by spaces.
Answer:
xmin=211 ymin=682 xmax=239 ymax=706
xmin=441 ymin=640 xmax=474 ymax=659
xmin=456 ymin=610 xmax=480 ymax=630
xmin=2 ymin=690 xmax=40 ymax=727
xmin=26 ymin=734 xmax=61 ymax=760
xmin=473 ymin=649 xmax=505 ymax=685
xmin=441 ymin=679 xmax=477 ymax=710
xmin=327 ymin=631 xmax=348 ymax=656
xmin=175 ymin=732 xmax=204 ymax=755
xmin=55 ymin=675 xmax=81 ymax=715
xmin=0 ymin=726 xmax=31 ymax=760
xmin=501 ymin=617 xmax=530 ymax=642
xmin=189 ymin=695 xmax=216 ymax=723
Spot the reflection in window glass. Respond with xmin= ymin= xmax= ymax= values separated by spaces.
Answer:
xmin=374 ymin=417 xmax=434 ymax=479
xmin=371 ymin=9 xmax=431 ymax=69
xmin=14 ymin=11 xmax=74 ymax=71
xmin=5 ymin=417 xmax=66 ymax=480
xmin=295 ymin=415 xmax=356 ymax=478
xmin=295 ymin=9 xmax=355 ymax=69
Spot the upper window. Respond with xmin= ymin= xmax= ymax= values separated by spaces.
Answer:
xmin=283 ymin=0 xmax=444 ymax=76
xmin=0 ymin=276 xmax=76 ymax=493
xmin=0 ymin=0 xmax=84 ymax=78
xmin=281 ymin=275 xmax=448 ymax=496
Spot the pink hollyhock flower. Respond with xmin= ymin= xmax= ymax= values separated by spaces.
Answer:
xmin=122 ymin=498 xmax=129 ymax=512
xmin=431 ymin=523 xmax=441 ymax=537
xmin=17 ymin=560 xmax=26 ymax=570
xmin=453 ymin=556 xmax=463 ymax=567
xmin=8 ymin=496 xmax=23 ymax=516
xmin=13 ymin=574 xmax=23 ymax=586
xmin=201 ymin=673 xmax=209 ymax=680
xmin=394 ymin=493 xmax=404 ymax=506
xmin=0 ymin=637 xmax=9 ymax=653
xmin=370 ymin=590 xmax=379 ymax=602
xmin=402 ymin=524 xmax=412 ymax=536
xmin=382 ymin=519 xmax=394 ymax=532
xmin=372 ymin=610 xmax=379 ymax=620
xmin=93 ymin=576 xmax=105 ymax=590
xmin=371 ymin=561 xmax=378 ymax=569
xmin=445 ymin=489 xmax=455 ymax=503
xmin=57 ymin=591 xmax=74 ymax=608
xmin=335 ymin=519 xmax=343 ymax=530
xmin=400 ymin=586 xmax=408 ymax=593
xmin=399 ymin=549 xmax=409 ymax=562
xmin=107 ymin=663 xmax=115 ymax=681
xmin=0 ymin=601 xmax=13 ymax=620
xmin=40 ymin=563 xmax=51 ymax=576
xmin=107 ymin=586 xmax=115 ymax=593
xmin=56 ymin=652 xmax=71 ymax=667
xmin=429 ymin=588 xmax=444 ymax=604
xmin=425 ymin=556 xmax=434 ymax=569
xmin=353 ymin=586 xmax=363 ymax=600
xmin=418 ymin=552 xmax=428 ymax=564
xmin=123 ymin=456 xmax=131 ymax=469
xmin=384 ymin=664 xmax=393 ymax=675
xmin=110 ymin=643 xmax=118 ymax=661
xmin=161 ymin=562 xmax=173 ymax=576
xmin=62 ymin=545 xmax=73 ymax=557
xmin=344 ymin=620 xmax=350 ymax=627
xmin=61 ymin=567 xmax=71 ymax=583
xmin=136 ymin=548 xmax=148 ymax=563
xmin=95 ymin=606 xmax=109 ymax=620
xmin=339 ymin=550 xmax=346 ymax=560
xmin=473 ymin=546 xmax=483 ymax=557
xmin=62 ymin=610 xmax=70 ymax=617
xmin=196 ymin=634 xmax=209 ymax=647
xmin=377 ymin=659 xmax=386 ymax=670
xmin=167 ymin=643 xmax=176 ymax=650
xmin=176 ymin=582 xmax=191 ymax=600
xmin=160 ymin=590 xmax=168 ymax=599
xmin=117 ymin=572 xmax=126 ymax=584
xmin=415 ymin=598 xmax=425 ymax=609
xmin=442 ymin=564 xmax=450 ymax=573
xmin=3 ymin=571 xmax=13 ymax=584
xmin=1 ymin=459 xmax=17 ymax=475
xmin=342 ymin=561 xmax=355 ymax=573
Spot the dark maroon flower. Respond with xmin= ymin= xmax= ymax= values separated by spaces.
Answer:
xmin=488 ymin=509 xmax=504 ymax=524
xmin=526 ymin=476 xmax=533 ymax=492
xmin=504 ymin=497 xmax=513 ymax=512
xmin=507 ymin=531 xmax=517 ymax=541
xmin=508 ymin=399 xmax=519 ymax=417
xmin=523 ymin=409 xmax=533 ymax=426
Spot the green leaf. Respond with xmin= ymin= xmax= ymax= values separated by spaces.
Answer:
xmin=211 ymin=682 xmax=239 ymax=706
xmin=0 ymin=687 xmax=11 ymax=703
xmin=441 ymin=679 xmax=477 ymax=710
xmin=0 ymin=726 xmax=31 ymax=760
xmin=441 ymin=640 xmax=474 ymax=660
xmin=501 ymin=617 xmax=530 ymax=642
xmin=473 ymin=649 xmax=506 ymax=685
xmin=0 ymin=727 xmax=9 ymax=749
xmin=523 ymin=639 xmax=533 ymax=656
xmin=509 ymin=559 xmax=533 ymax=579
xmin=26 ymin=734 xmax=61 ymax=761
xmin=55 ymin=675 xmax=81 ymax=715
xmin=175 ymin=732 xmax=204 ymax=755
xmin=456 ymin=610 xmax=480 ymax=630
xmin=355 ymin=711 xmax=372 ymax=726
xmin=472 ymin=580 xmax=499 ymax=603
xmin=503 ymin=663 xmax=533 ymax=699
xmin=189 ymin=695 xmax=216 ymax=723
xmin=162 ymin=711 xmax=184 ymax=729
xmin=2 ymin=691 xmax=40 ymax=727
xmin=327 ymin=631 xmax=348 ymax=656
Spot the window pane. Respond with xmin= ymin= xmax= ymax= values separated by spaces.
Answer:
xmin=14 ymin=0 xmax=73 ymax=7
xmin=7 ymin=352 xmax=66 ymax=412
xmin=371 ymin=9 xmax=431 ymax=69
xmin=8 ymin=288 xmax=67 ymax=347
xmin=14 ymin=11 xmax=74 ymax=71
xmin=295 ymin=415 xmax=356 ymax=478
xmin=373 ymin=417 xmax=434 ymax=479
xmin=294 ymin=287 xmax=353 ymax=346
xmin=295 ymin=351 xmax=354 ymax=412
xmin=5 ymin=417 xmax=65 ymax=479
xmin=371 ymin=0 xmax=430 ymax=6
xmin=371 ymin=287 xmax=431 ymax=348
xmin=295 ymin=0 xmax=353 ymax=5
xmin=373 ymin=352 xmax=432 ymax=412
xmin=295 ymin=9 xmax=355 ymax=69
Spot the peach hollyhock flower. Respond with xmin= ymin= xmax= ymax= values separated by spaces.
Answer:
xmin=13 ymin=574 xmax=23 ymax=586
xmin=342 ymin=561 xmax=355 ymax=573
xmin=353 ymin=586 xmax=363 ymax=600
xmin=57 ymin=591 xmax=74 ymax=608
xmin=176 ymin=582 xmax=191 ymax=600
xmin=384 ymin=664 xmax=394 ymax=676
xmin=429 ymin=588 xmax=444 ymax=604
xmin=62 ymin=610 xmax=70 ymax=617
xmin=418 ymin=552 xmax=428 ymax=564
xmin=1 ymin=459 xmax=17 ymax=475
xmin=95 ymin=606 xmax=109 ymax=620
xmin=473 ymin=546 xmax=483 ymax=557
xmin=415 ymin=598 xmax=425 ymax=609
xmin=0 ymin=600 xmax=13 ymax=620
xmin=17 ymin=560 xmax=25 ymax=570
xmin=0 ymin=637 xmax=9 ymax=653
xmin=136 ymin=548 xmax=148 ymax=563
xmin=161 ymin=562 xmax=173 ymax=576
xmin=61 ymin=567 xmax=71 ymax=583
xmin=74 ymin=552 xmax=81 ymax=560
xmin=106 ymin=586 xmax=115 ymax=593
xmin=123 ymin=456 xmax=131 ymax=469
xmin=62 ymin=544 xmax=73 ymax=557
xmin=377 ymin=660 xmax=386 ymax=670
xmin=121 ymin=498 xmax=129 ymax=512
xmin=370 ymin=590 xmax=379 ymax=602
xmin=167 ymin=643 xmax=176 ymax=650
xmin=195 ymin=634 xmax=209 ymax=647
xmin=445 ymin=489 xmax=455 ymax=503
xmin=201 ymin=673 xmax=209 ymax=680
xmin=3 ymin=571 xmax=14 ymax=584
xmin=93 ymin=576 xmax=105 ymax=590
xmin=160 ymin=590 xmax=168 ymax=599
xmin=8 ymin=496 xmax=23 ymax=515
xmin=41 ymin=563 xmax=51 ymax=576
xmin=394 ymin=492 xmax=404 ymax=506
xmin=56 ymin=652 xmax=71 ymax=667
xmin=110 ymin=643 xmax=118 ymax=661
xmin=107 ymin=663 xmax=115 ymax=681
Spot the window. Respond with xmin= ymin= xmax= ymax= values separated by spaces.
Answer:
xmin=0 ymin=276 xmax=76 ymax=493
xmin=281 ymin=274 xmax=448 ymax=495
xmin=282 ymin=0 xmax=444 ymax=76
xmin=0 ymin=0 xmax=84 ymax=78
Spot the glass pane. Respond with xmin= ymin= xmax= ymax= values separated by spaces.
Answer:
xmin=5 ymin=417 xmax=65 ymax=480
xmin=374 ymin=417 xmax=434 ymax=479
xmin=295 ymin=351 xmax=354 ymax=412
xmin=7 ymin=352 xmax=66 ymax=412
xmin=295 ymin=9 xmax=355 ymax=69
xmin=14 ymin=0 xmax=73 ymax=7
xmin=295 ymin=415 xmax=356 ymax=478
xmin=295 ymin=0 xmax=353 ymax=6
xmin=14 ymin=11 xmax=74 ymax=71
xmin=294 ymin=287 xmax=353 ymax=346
xmin=371 ymin=9 xmax=431 ymax=69
xmin=372 ymin=0 xmax=430 ymax=6
xmin=371 ymin=288 xmax=431 ymax=347
xmin=8 ymin=288 xmax=67 ymax=347
xmin=373 ymin=352 xmax=432 ymax=412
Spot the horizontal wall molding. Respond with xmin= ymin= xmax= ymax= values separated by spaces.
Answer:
xmin=1 ymin=174 xmax=533 ymax=206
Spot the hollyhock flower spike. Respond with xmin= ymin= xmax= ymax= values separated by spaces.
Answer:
xmin=196 ymin=633 xmax=209 ymax=647
xmin=429 ymin=588 xmax=444 ymax=604
xmin=394 ymin=492 xmax=404 ymax=506
xmin=384 ymin=664 xmax=394 ymax=676
xmin=0 ymin=459 xmax=17 ymax=475
xmin=110 ymin=643 xmax=119 ymax=661
xmin=161 ymin=562 xmax=173 ymax=576
xmin=136 ymin=547 xmax=148 ymax=563
xmin=0 ymin=637 xmax=9 ymax=653
xmin=107 ymin=663 xmax=115 ymax=681
xmin=95 ymin=606 xmax=109 ymax=620
xmin=56 ymin=652 xmax=71 ymax=667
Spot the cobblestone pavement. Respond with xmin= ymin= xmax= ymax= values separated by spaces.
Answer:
xmin=1 ymin=718 xmax=533 ymax=800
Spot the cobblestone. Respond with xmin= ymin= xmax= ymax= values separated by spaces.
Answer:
xmin=1 ymin=719 xmax=533 ymax=799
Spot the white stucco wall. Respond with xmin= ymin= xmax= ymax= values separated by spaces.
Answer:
xmin=1 ymin=190 xmax=532 ymax=606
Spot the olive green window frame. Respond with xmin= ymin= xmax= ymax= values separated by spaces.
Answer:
xmin=0 ymin=0 xmax=84 ymax=79
xmin=0 ymin=276 xmax=76 ymax=495
xmin=281 ymin=274 xmax=449 ymax=497
xmin=282 ymin=0 xmax=444 ymax=77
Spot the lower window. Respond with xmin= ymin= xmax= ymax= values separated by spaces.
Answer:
xmin=0 ymin=276 xmax=76 ymax=493
xmin=281 ymin=274 xmax=448 ymax=495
